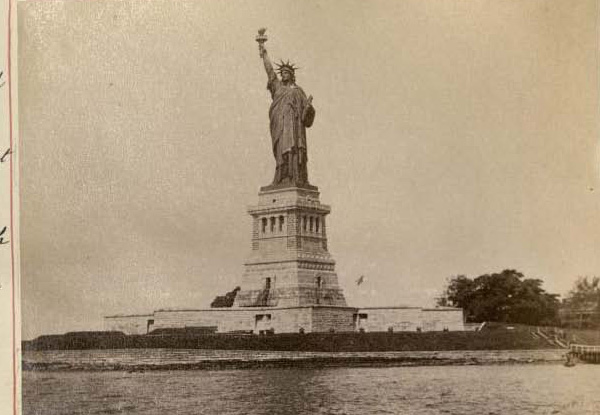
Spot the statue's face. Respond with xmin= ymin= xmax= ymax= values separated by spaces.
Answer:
xmin=281 ymin=70 xmax=292 ymax=82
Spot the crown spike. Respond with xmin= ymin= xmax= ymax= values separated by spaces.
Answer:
xmin=275 ymin=59 xmax=299 ymax=74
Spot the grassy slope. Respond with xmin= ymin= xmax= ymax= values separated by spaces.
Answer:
xmin=23 ymin=324 xmax=563 ymax=352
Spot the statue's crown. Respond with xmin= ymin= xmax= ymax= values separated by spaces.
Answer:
xmin=276 ymin=60 xmax=299 ymax=74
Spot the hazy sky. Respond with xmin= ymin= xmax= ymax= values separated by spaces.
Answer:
xmin=18 ymin=0 xmax=599 ymax=339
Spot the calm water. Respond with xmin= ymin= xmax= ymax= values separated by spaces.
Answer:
xmin=22 ymin=350 xmax=599 ymax=415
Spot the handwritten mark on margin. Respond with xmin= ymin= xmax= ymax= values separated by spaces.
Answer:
xmin=0 ymin=227 xmax=8 ymax=245
xmin=1 ymin=148 xmax=11 ymax=163
xmin=0 ymin=71 xmax=9 ymax=283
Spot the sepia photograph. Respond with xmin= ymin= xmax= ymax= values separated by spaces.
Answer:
xmin=10 ymin=0 xmax=600 ymax=414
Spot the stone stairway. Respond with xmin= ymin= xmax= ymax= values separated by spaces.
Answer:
xmin=254 ymin=288 xmax=272 ymax=307
xmin=533 ymin=327 xmax=568 ymax=348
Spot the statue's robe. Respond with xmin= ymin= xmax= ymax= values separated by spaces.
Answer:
xmin=267 ymin=77 xmax=315 ymax=186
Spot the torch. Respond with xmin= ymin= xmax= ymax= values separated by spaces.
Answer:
xmin=256 ymin=28 xmax=268 ymax=57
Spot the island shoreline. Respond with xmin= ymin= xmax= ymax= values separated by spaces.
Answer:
xmin=22 ymin=348 xmax=567 ymax=372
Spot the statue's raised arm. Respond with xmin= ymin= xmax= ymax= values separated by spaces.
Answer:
xmin=255 ymin=28 xmax=315 ymax=189
xmin=258 ymin=42 xmax=277 ymax=83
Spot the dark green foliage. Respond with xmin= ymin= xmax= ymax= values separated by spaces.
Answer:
xmin=438 ymin=269 xmax=559 ymax=325
xmin=210 ymin=286 xmax=241 ymax=308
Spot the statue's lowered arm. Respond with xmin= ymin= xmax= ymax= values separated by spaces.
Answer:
xmin=303 ymin=95 xmax=315 ymax=128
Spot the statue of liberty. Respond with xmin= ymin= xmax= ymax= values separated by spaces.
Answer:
xmin=256 ymin=29 xmax=315 ymax=188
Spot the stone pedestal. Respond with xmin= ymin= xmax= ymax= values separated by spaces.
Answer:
xmin=234 ymin=186 xmax=347 ymax=308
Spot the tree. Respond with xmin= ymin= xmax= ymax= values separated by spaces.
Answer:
xmin=508 ymin=278 xmax=560 ymax=325
xmin=438 ymin=275 xmax=476 ymax=310
xmin=438 ymin=269 xmax=559 ymax=325
xmin=565 ymin=276 xmax=600 ymax=310
xmin=561 ymin=276 xmax=600 ymax=328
